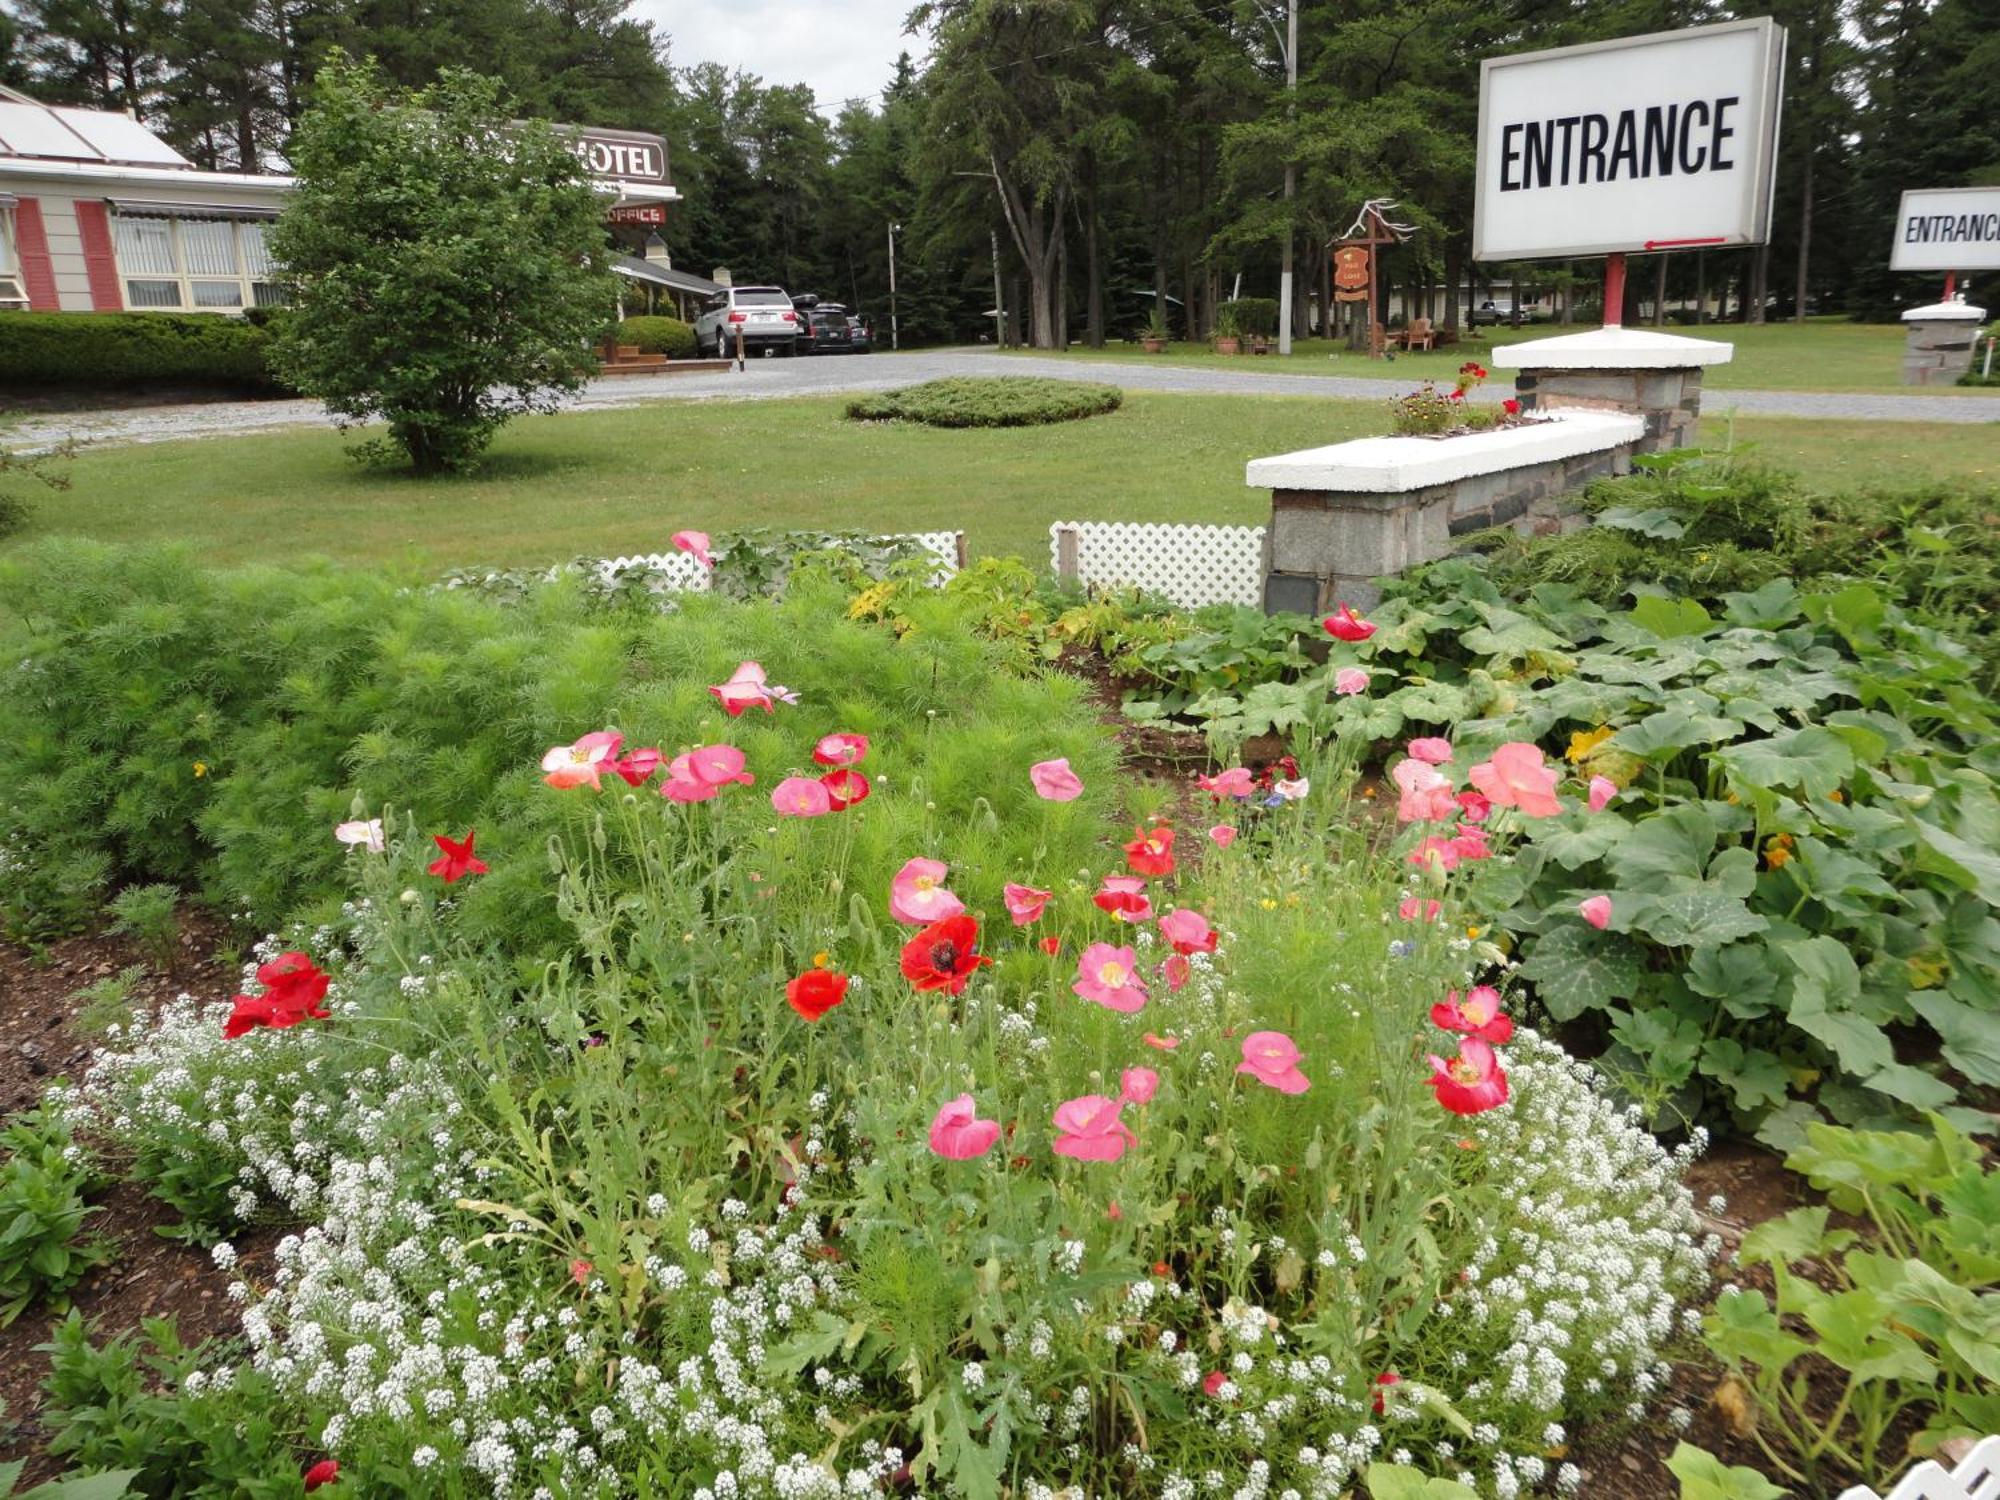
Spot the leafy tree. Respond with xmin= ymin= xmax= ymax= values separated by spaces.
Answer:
xmin=268 ymin=53 xmax=616 ymax=473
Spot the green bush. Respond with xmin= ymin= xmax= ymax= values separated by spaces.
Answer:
xmin=0 ymin=314 xmax=279 ymax=392
xmin=844 ymin=375 xmax=1122 ymax=428
xmin=0 ymin=1103 xmax=108 ymax=1326
xmin=615 ymin=314 xmax=696 ymax=359
xmin=1218 ymin=296 xmax=1278 ymax=338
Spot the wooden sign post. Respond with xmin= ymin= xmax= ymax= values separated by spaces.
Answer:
xmin=1331 ymin=200 xmax=1414 ymax=358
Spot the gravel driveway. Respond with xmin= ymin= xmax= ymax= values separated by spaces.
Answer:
xmin=7 ymin=347 xmax=1994 ymax=452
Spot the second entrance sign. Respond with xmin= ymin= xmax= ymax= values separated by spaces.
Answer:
xmin=1473 ymin=17 xmax=1786 ymax=262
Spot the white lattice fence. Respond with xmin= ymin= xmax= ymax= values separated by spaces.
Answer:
xmin=596 ymin=531 xmax=966 ymax=591
xmin=1049 ymin=522 xmax=1265 ymax=609
xmin=1839 ymin=1437 xmax=2000 ymax=1500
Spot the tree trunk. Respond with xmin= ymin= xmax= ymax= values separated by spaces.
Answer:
xmin=1444 ymin=247 xmax=1462 ymax=332
xmin=1793 ymin=147 xmax=1815 ymax=324
xmin=989 ymin=155 xmax=1065 ymax=348
xmin=1319 ymin=246 xmax=1333 ymax=341
xmin=1747 ymin=244 xmax=1769 ymax=325
xmin=237 ymin=105 xmax=257 ymax=171
xmin=1696 ymin=252 xmax=1708 ymax=325
xmin=1652 ymin=254 xmax=1668 ymax=326
xmin=1083 ymin=177 xmax=1104 ymax=349
xmin=1055 ymin=221 xmax=1070 ymax=349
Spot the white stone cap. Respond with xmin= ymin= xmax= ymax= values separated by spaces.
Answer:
xmin=1901 ymin=300 xmax=1988 ymax=322
xmin=1491 ymin=326 xmax=1734 ymax=370
xmin=1246 ymin=410 xmax=1645 ymax=496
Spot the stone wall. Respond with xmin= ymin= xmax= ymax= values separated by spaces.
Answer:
xmin=1902 ymin=314 xmax=1984 ymax=387
xmin=1510 ymin=366 xmax=1703 ymax=452
xmin=1261 ymin=440 xmax=1631 ymax=613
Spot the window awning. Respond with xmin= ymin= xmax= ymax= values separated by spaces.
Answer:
xmin=108 ymin=198 xmax=280 ymax=220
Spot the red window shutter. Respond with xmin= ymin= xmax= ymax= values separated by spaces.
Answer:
xmin=73 ymin=200 xmax=123 ymax=311
xmin=13 ymin=197 xmax=61 ymax=311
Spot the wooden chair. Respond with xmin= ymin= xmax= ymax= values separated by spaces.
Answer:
xmin=1404 ymin=316 xmax=1436 ymax=352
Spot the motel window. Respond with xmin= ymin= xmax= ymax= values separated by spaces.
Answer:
xmin=0 ymin=199 xmax=23 ymax=309
xmin=109 ymin=210 xmax=285 ymax=311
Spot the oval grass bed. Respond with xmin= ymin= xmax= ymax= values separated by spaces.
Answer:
xmin=844 ymin=374 xmax=1123 ymax=428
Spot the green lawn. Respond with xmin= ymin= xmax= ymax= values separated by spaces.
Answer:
xmin=8 ymin=391 xmax=1994 ymax=571
xmin=983 ymin=317 xmax=1998 ymax=394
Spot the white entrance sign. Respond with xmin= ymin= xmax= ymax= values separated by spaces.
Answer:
xmin=1889 ymin=187 xmax=2000 ymax=272
xmin=1473 ymin=18 xmax=1786 ymax=262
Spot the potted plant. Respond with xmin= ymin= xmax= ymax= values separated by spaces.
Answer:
xmin=1213 ymin=304 xmax=1243 ymax=356
xmin=1139 ymin=306 xmax=1170 ymax=353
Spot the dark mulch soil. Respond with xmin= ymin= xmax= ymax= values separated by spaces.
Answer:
xmin=0 ymin=915 xmax=280 ymax=1480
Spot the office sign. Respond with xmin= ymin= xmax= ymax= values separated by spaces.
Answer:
xmin=1473 ymin=18 xmax=1785 ymax=261
xmin=1889 ymin=187 xmax=2000 ymax=272
xmin=562 ymin=126 xmax=669 ymax=185
xmin=606 ymin=201 xmax=667 ymax=227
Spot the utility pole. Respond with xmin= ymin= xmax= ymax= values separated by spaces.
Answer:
xmin=887 ymin=222 xmax=901 ymax=351
xmin=991 ymin=229 xmax=1006 ymax=348
xmin=1277 ymin=0 xmax=1298 ymax=355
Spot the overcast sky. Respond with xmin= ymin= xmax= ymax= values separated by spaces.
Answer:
xmin=635 ymin=0 xmax=927 ymax=114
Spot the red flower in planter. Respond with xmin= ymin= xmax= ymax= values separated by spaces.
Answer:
xmin=899 ymin=913 xmax=992 ymax=996
xmin=427 ymin=829 xmax=488 ymax=883
xmin=785 ymin=968 xmax=850 ymax=1022
xmin=1502 ymin=397 xmax=1522 ymax=416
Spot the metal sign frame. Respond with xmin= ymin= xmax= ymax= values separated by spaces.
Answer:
xmin=1472 ymin=17 xmax=1786 ymax=262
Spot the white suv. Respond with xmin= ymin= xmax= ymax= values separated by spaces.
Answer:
xmin=694 ymin=286 xmax=800 ymax=358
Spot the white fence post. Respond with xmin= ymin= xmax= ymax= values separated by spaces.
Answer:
xmin=1836 ymin=1436 xmax=2000 ymax=1500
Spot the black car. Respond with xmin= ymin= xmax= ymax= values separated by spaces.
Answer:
xmin=807 ymin=305 xmax=854 ymax=353
xmin=847 ymin=316 xmax=872 ymax=354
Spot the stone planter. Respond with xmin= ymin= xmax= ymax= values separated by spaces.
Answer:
xmin=1214 ymin=336 xmax=1242 ymax=355
xmin=1491 ymin=327 xmax=1733 ymax=454
xmin=1248 ymin=411 xmax=1644 ymax=612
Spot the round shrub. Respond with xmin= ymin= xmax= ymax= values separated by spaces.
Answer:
xmin=616 ymin=315 xmax=697 ymax=360
xmin=845 ymin=376 xmax=1122 ymax=428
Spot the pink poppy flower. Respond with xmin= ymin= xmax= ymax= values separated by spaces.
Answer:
xmin=1161 ymin=954 xmax=1191 ymax=992
xmin=1237 ymin=1031 xmax=1310 ymax=1094
xmin=1427 ymin=1037 xmax=1510 ymax=1115
xmin=1408 ymin=835 xmax=1462 ymax=873
xmin=1204 ymin=1369 xmax=1231 ymax=1399
xmin=1207 ymin=823 xmax=1237 ymax=848
xmin=671 ymin=529 xmax=713 ymax=569
xmin=1030 ymin=757 xmax=1085 ymax=802
xmin=1142 ymin=1032 xmax=1180 ymax=1052
xmin=1408 ymin=737 xmax=1454 ymax=764
xmin=1003 ymin=882 xmax=1051 ymax=926
xmin=1333 ymin=667 xmax=1370 ymax=696
xmin=542 ymin=729 xmax=624 ymax=790
xmin=1456 ymin=790 xmax=1491 ymax=823
xmin=1051 ymin=1094 xmax=1137 ymax=1162
xmin=1579 ymin=894 xmax=1613 ymax=930
xmin=610 ymin=747 xmax=663 ymax=786
xmin=1323 ymin=603 xmax=1377 ymax=642
xmin=771 ymin=776 xmax=833 ymax=817
xmin=710 ymin=661 xmax=797 ymax=717
xmin=813 ymin=733 xmax=869 ymax=767
xmin=1198 ymin=767 xmax=1254 ymax=800
xmin=890 ymin=856 xmax=964 ymax=926
xmin=1449 ymin=824 xmax=1493 ymax=863
xmin=1467 ymin=742 xmax=1563 ymax=818
xmin=928 ymin=1094 xmax=1001 ymax=1161
xmin=1074 ymin=943 xmax=1148 ymax=1013
xmin=661 ymin=744 xmax=755 ymax=803
xmin=1158 ymin=908 xmax=1218 ymax=956
xmin=1393 ymin=758 xmax=1458 ymax=823
xmin=1431 ymin=985 xmax=1514 ymax=1045
xmin=570 ymin=1258 xmax=593 ymax=1286
xmin=1092 ymin=875 xmax=1154 ymax=923
xmin=1588 ymin=775 xmax=1619 ymax=813
xmin=1119 ymin=1067 xmax=1159 ymax=1106
xmin=1274 ymin=777 xmax=1310 ymax=802
xmin=334 ymin=819 xmax=384 ymax=853
xmin=1399 ymin=897 xmax=1441 ymax=922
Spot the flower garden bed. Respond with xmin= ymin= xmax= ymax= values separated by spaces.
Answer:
xmin=0 ymin=511 xmax=1994 ymax=1499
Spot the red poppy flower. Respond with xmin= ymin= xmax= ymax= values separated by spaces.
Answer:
xmin=1322 ymin=603 xmax=1377 ymax=643
xmin=899 ymin=913 xmax=992 ymax=996
xmin=1039 ymin=935 xmax=1062 ymax=955
xmin=1372 ymin=1371 xmax=1401 ymax=1414
xmin=818 ymin=768 xmax=871 ymax=810
xmin=1203 ymin=1370 xmax=1230 ymax=1399
xmin=427 ymin=830 xmax=488 ymax=883
xmin=785 ymin=968 xmax=850 ymax=1021
xmin=1426 ymin=1038 xmax=1510 ymax=1116
xmin=1123 ymin=825 xmax=1175 ymax=877
xmin=1501 ymin=397 xmax=1522 ymax=416
xmin=303 ymin=1459 xmax=340 ymax=1491
xmin=1092 ymin=875 xmax=1154 ymax=922
xmin=570 ymin=1258 xmax=593 ymax=1285
xmin=223 ymin=953 xmax=332 ymax=1039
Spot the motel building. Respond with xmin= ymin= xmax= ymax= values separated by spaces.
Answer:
xmin=0 ymin=83 xmax=700 ymax=317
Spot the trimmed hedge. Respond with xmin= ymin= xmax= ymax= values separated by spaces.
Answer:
xmin=0 ymin=312 xmax=283 ymax=391
xmin=845 ymin=376 xmax=1122 ymax=428
xmin=615 ymin=314 xmax=697 ymax=360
